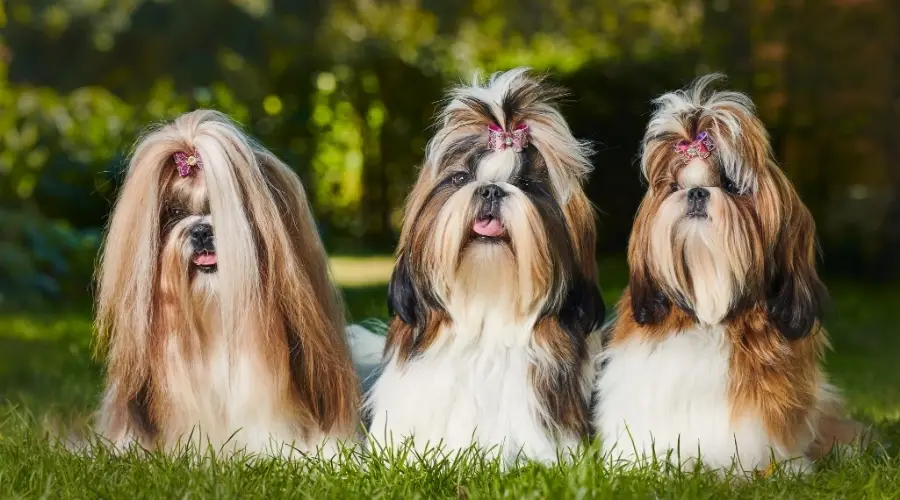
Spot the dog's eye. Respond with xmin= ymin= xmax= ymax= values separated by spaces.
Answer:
xmin=451 ymin=172 xmax=471 ymax=187
xmin=167 ymin=207 xmax=187 ymax=220
xmin=721 ymin=176 xmax=740 ymax=195
xmin=516 ymin=177 xmax=532 ymax=190
xmin=669 ymin=182 xmax=680 ymax=193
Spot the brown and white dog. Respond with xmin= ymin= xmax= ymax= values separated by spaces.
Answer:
xmin=93 ymin=110 xmax=363 ymax=458
xmin=593 ymin=75 xmax=862 ymax=475
xmin=364 ymin=68 xmax=604 ymax=467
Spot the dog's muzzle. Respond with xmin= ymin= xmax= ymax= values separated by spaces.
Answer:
xmin=686 ymin=187 xmax=710 ymax=218
xmin=472 ymin=184 xmax=507 ymax=239
xmin=190 ymin=223 xmax=218 ymax=272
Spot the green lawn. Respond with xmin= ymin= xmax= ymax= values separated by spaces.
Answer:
xmin=1 ymin=256 xmax=899 ymax=498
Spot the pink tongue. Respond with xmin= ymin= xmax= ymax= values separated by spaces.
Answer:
xmin=473 ymin=218 xmax=505 ymax=237
xmin=193 ymin=253 xmax=218 ymax=266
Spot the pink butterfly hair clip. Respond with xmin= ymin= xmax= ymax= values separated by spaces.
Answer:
xmin=488 ymin=122 xmax=530 ymax=153
xmin=674 ymin=131 xmax=716 ymax=164
xmin=173 ymin=150 xmax=203 ymax=177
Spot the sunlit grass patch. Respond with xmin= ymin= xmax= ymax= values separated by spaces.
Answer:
xmin=329 ymin=255 xmax=395 ymax=287
xmin=0 ymin=261 xmax=899 ymax=497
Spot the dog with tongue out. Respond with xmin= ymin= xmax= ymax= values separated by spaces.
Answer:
xmin=92 ymin=110 xmax=363 ymax=459
xmin=365 ymin=68 xmax=605 ymax=467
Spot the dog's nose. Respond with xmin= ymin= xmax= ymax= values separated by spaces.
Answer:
xmin=190 ymin=223 xmax=214 ymax=245
xmin=687 ymin=187 xmax=710 ymax=202
xmin=479 ymin=184 xmax=506 ymax=201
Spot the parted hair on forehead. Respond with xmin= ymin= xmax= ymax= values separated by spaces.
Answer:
xmin=423 ymin=67 xmax=593 ymax=200
xmin=641 ymin=73 xmax=773 ymax=196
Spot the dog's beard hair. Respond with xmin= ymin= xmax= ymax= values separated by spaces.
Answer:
xmin=156 ymin=214 xmax=218 ymax=353
xmin=423 ymin=179 xmax=555 ymax=320
xmin=648 ymin=190 xmax=756 ymax=325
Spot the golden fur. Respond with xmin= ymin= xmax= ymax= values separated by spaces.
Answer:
xmin=609 ymin=74 xmax=863 ymax=466
xmin=94 ymin=110 xmax=359 ymax=456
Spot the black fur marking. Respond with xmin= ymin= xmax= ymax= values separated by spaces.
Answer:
xmin=501 ymin=86 xmax=531 ymax=128
xmin=127 ymin=380 xmax=157 ymax=439
xmin=387 ymin=254 xmax=422 ymax=328
xmin=630 ymin=280 xmax=671 ymax=326
xmin=465 ymin=148 xmax=491 ymax=174
xmin=441 ymin=138 xmax=479 ymax=171
xmin=558 ymin=277 xmax=606 ymax=340
xmin=457 ymin=96 xmax=499 ymax=125
xmin=765 ymin=268 xmax=829 ymax=340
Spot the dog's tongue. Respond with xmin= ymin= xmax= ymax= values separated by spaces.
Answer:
xmin=473 ymin=218 xmax=505 ymax=237
xmin=193 ymin=252 xmax=217 ymax=266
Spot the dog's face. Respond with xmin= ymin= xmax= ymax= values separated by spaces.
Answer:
xmin=159 ymin=171 xmax=218 ymax=294
xmin=404 ymin=143 xmax=580 ymax=317
xmin=387 ymin=69 xmax=604 ymax=359
xmin=630 ymin=76 xmax=827 ymax=336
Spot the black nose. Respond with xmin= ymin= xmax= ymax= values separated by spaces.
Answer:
xmin=190 ymin=223 xmax=214 ymax=246
xmin=479 ymin=184 xmax=506 ymax=201
xmin=687 ymin=187 xmax=710 ymax=202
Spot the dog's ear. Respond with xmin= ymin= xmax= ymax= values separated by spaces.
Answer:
xmin=387 ymin=253 xmax=424 ymax=328
xmin=558 ymin=277 xmax=605 ymax=338
xmin=765 ymin=231 xmax=829 ymax=340
xmin=766 ymin=260 xmax=828 ymax=340
xmin=764 ymin=182 xmax=829 ymax=340
xmin=629 ymin=268 xmax=671 ymax=326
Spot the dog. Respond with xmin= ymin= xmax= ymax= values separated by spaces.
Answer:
xmin=593 ymin=75 xmax=863 ymax=475
xmin=93 ymin=110 xmax=364 ymax=458
xmin=364 ymin=68 xmax=605 ymax=466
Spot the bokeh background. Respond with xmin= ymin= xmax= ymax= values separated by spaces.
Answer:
xmin=3 ymin=3 xmax=900 ymax=493
xmin=1 ymin=0 xmax=898 ymax=311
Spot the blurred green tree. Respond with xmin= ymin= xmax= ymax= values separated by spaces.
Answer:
xmin=0 ymin=0 xmax=896 ymax=307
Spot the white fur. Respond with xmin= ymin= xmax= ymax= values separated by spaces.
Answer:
xmin=346 ymin=324 xmax=387 ymax=394
xmin=677 ymin=159 xmax=714 ymax=188
xmin=594 ymin=324 xmax=811 ymax=474
xmin=365 ymin=310 xmax=580 ymax=468
xmin=367 ymin=244 xmax=583 ymax=468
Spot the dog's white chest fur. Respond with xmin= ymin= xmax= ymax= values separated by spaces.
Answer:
xmin=367 ymin=314 xmax=576 ymax=466
xmin=595 ymin=324 xmax=798 ymax=472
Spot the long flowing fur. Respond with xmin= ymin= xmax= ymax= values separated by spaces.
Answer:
xmin=594 ymin=75 xmax=865 ymax=476
xmin=94 ymin=110 xmax=359 ymax=456
xmin=366 ymin=68 xmax=604 ymax=467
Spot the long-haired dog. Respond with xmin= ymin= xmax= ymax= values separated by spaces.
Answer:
xmin=94 ymin=110 xmax=361 ymax=457
xmin=365 ymin=68 xmax=605 ymax=466
xmin=593 ymin=75 xmax=863 ymax=475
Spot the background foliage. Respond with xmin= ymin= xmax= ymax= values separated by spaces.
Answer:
xmin=1 ymin=0 xmax=898 ymax=307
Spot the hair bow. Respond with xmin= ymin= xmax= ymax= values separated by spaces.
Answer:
xmin=674 ymin=131 xmax=716 ymax=164
xmin=488 ymin=123 xmax=530 ymax=153
xmin=173 ymin=150 xmax=203 ymax=177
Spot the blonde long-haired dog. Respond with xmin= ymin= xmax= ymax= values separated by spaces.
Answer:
xmin=93 ymin=110 xmax=368 ymax=458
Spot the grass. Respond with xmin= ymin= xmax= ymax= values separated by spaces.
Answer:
xmin=1 ymin=255 xmax=899 ymax=498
